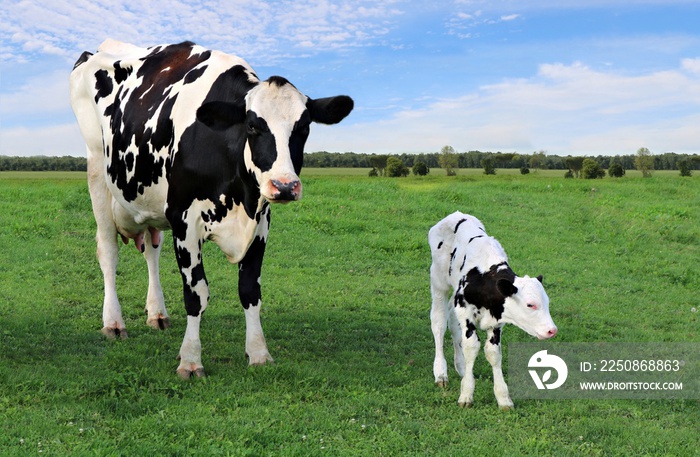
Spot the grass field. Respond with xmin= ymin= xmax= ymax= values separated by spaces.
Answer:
xmin=0 ymin=169 xmax=698 ymax=455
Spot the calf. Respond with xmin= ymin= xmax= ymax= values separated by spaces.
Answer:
xmin=429 ymin=212 xmax=557 ymax=409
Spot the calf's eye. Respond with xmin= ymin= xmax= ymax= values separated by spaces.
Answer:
xmin=527 ymin=304 xmax=538 ymax=310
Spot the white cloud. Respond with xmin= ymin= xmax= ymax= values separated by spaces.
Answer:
xmin=0 ymin=69 xmax=71 ymax=118
xmin=307 ymin=59 xmax=700 ymax=155
xmin=0 ymin=0 xmax=404 ymax=64
xmin=0 ymin=123 xmax=85 ymax=157
xmin=681 ymin=57 xmax=700 ymax=74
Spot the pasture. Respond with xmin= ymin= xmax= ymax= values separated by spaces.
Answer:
xmin=0 ymin=169 xmax=698 ymax=455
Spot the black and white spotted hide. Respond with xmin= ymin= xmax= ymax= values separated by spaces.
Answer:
xmin=428 ymin=212 xmax=557 ymax=409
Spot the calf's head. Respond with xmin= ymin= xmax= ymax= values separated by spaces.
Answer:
xmin=499 ymin=275 xmax=558 ymax=340
xmin=196 ymin=76 xmax=353 ymax=202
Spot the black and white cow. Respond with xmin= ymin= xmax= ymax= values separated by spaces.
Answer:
xmin=429 ymin=212 xmax=557 ymax=409
xmin=69 ymin=39 xmax=353 ymax=378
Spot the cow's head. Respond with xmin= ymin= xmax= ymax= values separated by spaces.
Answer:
xmin=196 ymin=76 xmax=353 ymax=202
xmin=500 ymin=275 xmax=558 ymax=340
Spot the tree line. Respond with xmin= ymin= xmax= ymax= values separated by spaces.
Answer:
xmin=0 ymin=156 xmax=87 ymax=171
xmin=304 ymin=150 xmax=700 ymax=171
xmin=2 ymin=150 xmax=699 ymax=172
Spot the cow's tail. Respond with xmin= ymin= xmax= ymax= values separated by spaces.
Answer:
xmin=73 ymin=51 xmax=93 ymax=70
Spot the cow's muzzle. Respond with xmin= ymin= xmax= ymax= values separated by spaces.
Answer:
xmin=269 ymin=179 xmax=302 ymax=202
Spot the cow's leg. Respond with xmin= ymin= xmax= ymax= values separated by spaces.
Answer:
xmin=173 ymin=228 xmax=209 ymax=379
xmin=143 ymin=228 xmax=170 ymax=330
xmin=484 ymin=327 xmax=514 ymax=410
xmin=456 ymin=315 xmax=480 ymax=408
xmin=87 ymin=165 xmax=126 ymax=339
xmin=430 ymin=276 xmax=450 ymax=387
xmin=238 ymin=209 xmax=273 ymax=365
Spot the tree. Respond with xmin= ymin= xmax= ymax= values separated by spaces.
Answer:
xmin=608 ymin=162 xmax=625 ymax=178
xmin=412 ymin=160 xmax=429 ymax=176
xmin=529 ymin=150 xmax=547 ymax=170
xmin=386 ymin=156 xmax=409 ymax=177
xmin=678 ymin=159 xmax=692 ymax=177
xmin=565 ymin=156 xmax=585 ymax=178
xmin=369 ymin=155 xmax=388 ymax=176
xmin=582 ymin=158 xmax=605 ymax=179
xmin=438 ymin=145 xmax=459 ymax=176
xmin=481 ymin=157 xmax=496 ymax=175
xmin=635 ymin=147 xmax=654 ymax=177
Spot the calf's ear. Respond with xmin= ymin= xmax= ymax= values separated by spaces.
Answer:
xmin=497 ymin=279 xmax=518 ymax=297
xmin=536 ymin=275 xmax=543 ymax=283
xmin=307 ymin=95 xmax=354 ymax=125
xmin=197 ymin=100 xmax=246 ymax=130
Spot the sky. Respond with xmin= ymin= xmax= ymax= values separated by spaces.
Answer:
xmin=1 ymin=0 xmax=700 ymax=157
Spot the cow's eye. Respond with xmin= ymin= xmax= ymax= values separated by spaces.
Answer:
xmin=247 ymin=123 xmax=267 ymax=135
xmin=527 ymin=303 xmax=538 ymax=310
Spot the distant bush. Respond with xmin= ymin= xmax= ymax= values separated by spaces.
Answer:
xmin=582 ymin=158 xmax=605 ymax=179
xmin=368 ymin=168 xmax=378 ymax=177
xmin=608 ymin=162 xmax=625 ymax=178
xmin=481 ymin=157 xmax=496 ymax=175
xmin=412 ymin=160 xmax=429 ymax=176
xmin=386 ymin=157 xmax=409 ymax=177
xmin=564 ymin=170 xmax=574 ymax=179
xmin=678 ymin=159 xmax=692 ymax=177
xmin=520 ymin=166 xmax=530 ymax=175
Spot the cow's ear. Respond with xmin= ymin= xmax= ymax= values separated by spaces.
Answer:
xmin=307 ymin=95 xmax=354 ymax=125
xmin=536 ymin=275 xmax=543 ymax=283
xmin=497 ymin=279 xmax=518 ymax=297
xmin=197 ymin=100 xmax=246 ymax=130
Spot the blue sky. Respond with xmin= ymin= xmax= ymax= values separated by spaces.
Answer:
xmin=1 ymin=0 xmax=700 ymax=157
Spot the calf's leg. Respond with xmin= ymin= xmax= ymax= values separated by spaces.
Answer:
xmin=430 ymin=274 xmax=450 ymax=387
xmin=484 ymin=327 xmax=514 ymax=410
xmin=456 ymin=316 xmax=480 ymax=408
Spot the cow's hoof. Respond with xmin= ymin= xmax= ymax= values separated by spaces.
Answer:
xmin=176 ymin=367 xmax=206 ymax=380
xmin=102 ymin=326 xmax=128 ymax=340
xmin=246 ymin=352 xmax=274 ymax=366
xmin=499 ymin=404 xmax=514 ymax=411
xmin=435 ymin=379 xmax=448 ymax=388
xmin=458 ymin=401 xmax=473 ymax=408
xmin=146 ymin=315 xmax=171 ymax=330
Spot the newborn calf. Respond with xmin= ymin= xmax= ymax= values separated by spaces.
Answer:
xmin=429 ymin=212 xmax=557 ymax=409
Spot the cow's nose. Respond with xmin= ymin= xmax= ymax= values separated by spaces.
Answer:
xmin=270 ymin=179 xmax=301 ymax=201
xmin=547 ymin=327 xmax=558 ymax=338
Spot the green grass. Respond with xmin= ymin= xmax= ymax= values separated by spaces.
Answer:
xmin=0 ymin=170 xmax=698 ymax=456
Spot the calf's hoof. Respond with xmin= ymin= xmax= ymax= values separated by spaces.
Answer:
xmin=246 ymin=352 xmax=274 ymax=366
xmin=102 ymin=326 xmax=128 ymax=340
xmin=458 ymin=401 xmax=474 ymax=408
xmin=499 ymin=404 xmax=515 ymax=411
xmin=146 ymin=315 xmax=171 ymax=330
xmin=435 ymin=378 xmax=448 ymax=388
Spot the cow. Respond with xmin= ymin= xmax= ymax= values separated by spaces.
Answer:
xmin=428 ymin=212 xmax=557 ymax=409
xmin=69 ymin=39 xmax=353 ymax=379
